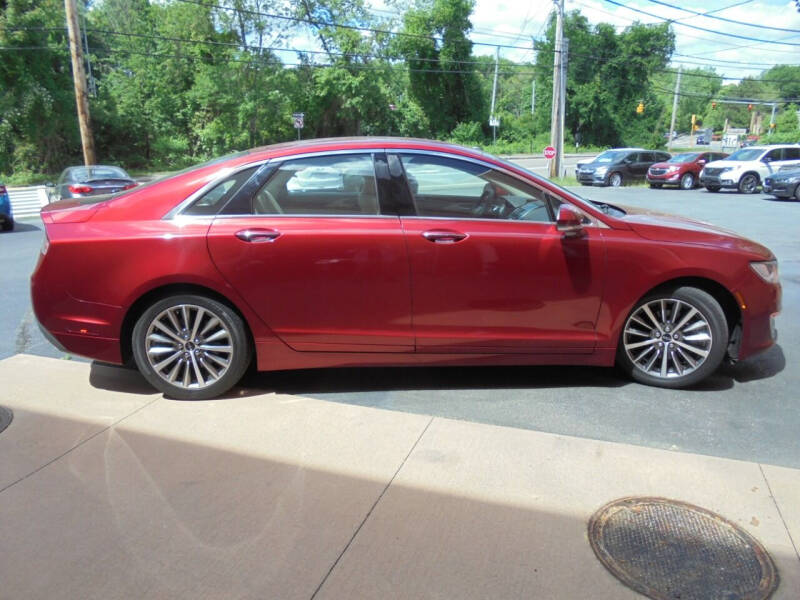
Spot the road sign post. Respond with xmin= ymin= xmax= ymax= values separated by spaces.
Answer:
xmin=292 ymin=112 xmax=304 ymax=140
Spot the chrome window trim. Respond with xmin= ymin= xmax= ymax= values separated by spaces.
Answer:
xmin=211 ymin=213 xmax=400 ymax=220
xmin=392 ymin=149 xmax=607 ymax=228
xmin=166 ymin=160 xmax=268 ymax=220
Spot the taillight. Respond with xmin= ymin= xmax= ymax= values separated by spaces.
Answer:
xmin=122 ymin=182 xmax=138 ymax=190
xmin=68 ymin=184 xmax=93 ymax=194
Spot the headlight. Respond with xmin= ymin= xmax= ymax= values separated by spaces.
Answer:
xmin=667 ymin=166 xmax=679 ymax=172
xmin=595 ymin=166 xmax=608 ymax=175
xmin=750 ymin=260 xmax=779 ymax=284
xmin=720 ymin=167 xmax=734 ymax=174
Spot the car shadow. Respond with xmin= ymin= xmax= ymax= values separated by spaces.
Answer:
xmin=4 ymin=221 xmax=41 ymax=234
xmin=762 ymin=195 xmax=798 ymax=203
xmin=88 ymin=344 xmax=786 ymax=400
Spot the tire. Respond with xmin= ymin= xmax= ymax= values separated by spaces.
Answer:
xmin=794 ymin=184 xmax=800 ymax=202
xmin=648 ymin=183 xmax=662 ymax=189
xmin=609 ymin=172 xmax=623 ymax=187
xmin=738 ymin=173 xmax=759 ymax=194
xmin=679 ymin=173 xmax=695 ymax=190
xmin=132 ymin=294 xmax=252 ymax=400
xmin=617 ymin=286 xmax=728 ymax=389
xmin=705 ymin=185 xmax=720 ymax=193
xmin=1 ymin=218 xmax=12 ymax=232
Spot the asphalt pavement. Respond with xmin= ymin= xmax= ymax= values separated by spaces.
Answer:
xmin=1 ymin=183 xmax=798 ymax=469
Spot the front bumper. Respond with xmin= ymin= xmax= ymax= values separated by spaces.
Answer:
xmin=575 ymin=171 xmax=608 ymax=185
xmin=700 ymin=175 xmax=738 ymax=189
xmin=763 ymin=179 xmax=796 ymax=197
xmin=646 ymin=172 xmax=682 ymax=184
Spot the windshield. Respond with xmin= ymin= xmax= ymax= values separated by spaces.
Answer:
xmin=725 ymin=149 xmax=763 ymax=161
xmin=668 ymin=153 xmax=700 ymax=163
xmin=70 ymin=166 xmax=129 ymax=182
xmin=592 ymin=150 xmax=627 ymax=164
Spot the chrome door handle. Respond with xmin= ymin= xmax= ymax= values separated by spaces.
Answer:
xmin=235 ymin=228 xmax=281 ymax=243
xmin=422 ymin=230 xmax=468 ymax=244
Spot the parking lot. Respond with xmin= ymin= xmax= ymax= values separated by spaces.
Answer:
xmin=1 ymin=184 xmax=798 ymax=468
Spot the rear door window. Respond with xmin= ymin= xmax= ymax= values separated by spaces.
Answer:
xmin=253 ymin=154 xmax=379 ymax=215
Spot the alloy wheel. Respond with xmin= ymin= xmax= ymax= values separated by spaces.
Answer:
xmin=609 ymin=173 xmax=622 ymax=187
xmin=739 ymin=174 xmax=758 ymax=194
xmin=622 ymin=298 xmax=713 ymax=380
xmin=144 ymin=303 xmax=233 ymax=390
xmin=680 ymin=173 xmax=694 ymax=190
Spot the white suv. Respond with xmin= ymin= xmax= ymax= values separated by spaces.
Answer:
xmin=699 ymin=144 xmax=800 ymax=193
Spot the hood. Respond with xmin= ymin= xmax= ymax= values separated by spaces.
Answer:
xmin=648 ymin=162 xmax=679 ymax=170
xmin=617 ymin=205 xmax=773 ymax=259
xmin=770 ymin=169 xmax=800 ymax=181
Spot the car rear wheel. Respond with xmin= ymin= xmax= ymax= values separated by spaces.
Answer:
xmin=132 ymin=294 xmax=251 ymax=400
xmin=617 ymin=287 xmax=728 ymax=389
xmin=609 ymin=172 xmax=623 ymax=187
xmin=1 ymin=218 xmax=13 ymax=232
xmin=738 ymin=173 xmax=759 ymax=194
xmin=680 ymin=173 xmax=695 ymax=190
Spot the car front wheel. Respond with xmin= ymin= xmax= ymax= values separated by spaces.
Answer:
xmin=738 ymin=173 xmax=759 ymax=194
xmin=608 ymin=172 xmax=623 ymax=187
xmin=680 ymin=173 xmax=695 ymax=190
xmin=132 ymin=294 xmax=251 ymax=400
xmin=617 ymin=287 xmax=728 ymax=388
xmin=794 ymin=185 xmax=800 ymax=202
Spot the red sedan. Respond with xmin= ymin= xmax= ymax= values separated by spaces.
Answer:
xmin=647 ymin=151 xmax=729 ymax=190
xmin=31 ymin=138 xmax=780 ymax=399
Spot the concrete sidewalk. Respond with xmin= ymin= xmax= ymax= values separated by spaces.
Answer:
xmin=1 ymin=353 xmax=798 ymax=599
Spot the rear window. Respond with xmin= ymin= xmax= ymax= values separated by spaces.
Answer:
xmin=70 ymin=166 xmax=129 ymax=182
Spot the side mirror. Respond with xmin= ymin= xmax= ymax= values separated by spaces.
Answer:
xmin=556 ymin=205 xmax=585 ymax=237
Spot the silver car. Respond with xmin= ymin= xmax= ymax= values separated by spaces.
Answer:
xmin=49 ymin=165 xmax=137 ymax=202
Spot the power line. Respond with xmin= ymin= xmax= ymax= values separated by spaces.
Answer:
xmin=644 ymin=0 xmax=800 ymax=34
xmin=602 ymin=0 xmax=800 ymax=46
xmin=651 ymin=84 xmax=800 ymax=103
xmin=174 ymin=0 xmax=538 ymax=51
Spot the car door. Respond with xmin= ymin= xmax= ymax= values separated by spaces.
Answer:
xmin=206 ymin=153 xmax=413 ymax=352
xmin=633 ymin=153 xmax=655 ymax=179
xmin=393 ymin=152 xmax=606 ymax=354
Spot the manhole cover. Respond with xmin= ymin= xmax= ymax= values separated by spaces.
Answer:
xmin=588 ymin=497 xmax=778 ymax=600
xmin=0 ymin=406 xmax=12 ymax=435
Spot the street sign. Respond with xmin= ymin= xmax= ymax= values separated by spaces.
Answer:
xmin=489 ymin=116 xmax=500 ymax=127
xmin=543 ymin=146 xmax=556 ymax=160
xmin=292 ymin=112 xmax=304 ymax=129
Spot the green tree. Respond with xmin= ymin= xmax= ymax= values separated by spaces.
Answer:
xmin=394 ymin=0 xmax=485 ymax=137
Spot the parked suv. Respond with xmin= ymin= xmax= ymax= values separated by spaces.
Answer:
xmin=0 ymin=182 xmax=12 ymax=231
xmin=647 ymin=151 xmax=729 ymax=190
xmin=699 ymin=145 xmax=800 ymax=194
xmin=576 ymin=149 xmax=672 ymax=187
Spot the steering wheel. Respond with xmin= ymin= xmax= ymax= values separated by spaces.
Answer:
xmin=472 ymin=183 xmax=498 ymax=217
xmin=253 ymin=188 xmax=283 ymax=214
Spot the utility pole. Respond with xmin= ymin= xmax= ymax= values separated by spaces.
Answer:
xmin=667 ymin=66 xmax=681 ymax=152
xmin=549 ymin=0 xmax=564 ymax=179
xmin=559 ymin=37 xmax=568 ymax=170
xmin=64 ymin=0 xmax=96 ymax=165
xmin=490 ymin=45 xmax=500 ymax=144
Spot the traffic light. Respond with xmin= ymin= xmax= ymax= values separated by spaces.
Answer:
xmin=748 ymin=104 xmax=753 ymax=111
xmin=712 ymin=102 xmax=717 ymax=110
xmin=636 ymin=102 xmax=644 ymax=114
xmin=691 ymin=114 xmax=696 ymax=128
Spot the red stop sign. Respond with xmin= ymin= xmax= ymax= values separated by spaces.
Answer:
xmin=543 ymin=146 xmax=556 ymax=159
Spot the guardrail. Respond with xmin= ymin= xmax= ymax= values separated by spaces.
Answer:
xmin=7 ymin=186 xmax=49 ymax=219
